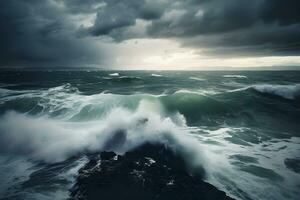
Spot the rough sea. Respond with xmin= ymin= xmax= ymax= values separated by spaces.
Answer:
xmin=0 ymin=70 xmax=299 ymax=200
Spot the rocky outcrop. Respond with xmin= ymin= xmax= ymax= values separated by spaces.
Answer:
xmin=70 ymin=143 xmax=234 ymax=200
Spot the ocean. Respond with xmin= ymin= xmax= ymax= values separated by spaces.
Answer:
xmin=0 ymin=70 xmax=299 ymax=200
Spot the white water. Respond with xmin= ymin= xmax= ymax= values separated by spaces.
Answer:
xmin=0 ymin=84 xmax=300 ymax=200
xmin=223 ymin=75 xmax=248 ymax=79
xmin=253 ymin=84 xmax=300 ymax=100
xmin=151 ymin=73 xmax=163 ymax=77
xmin=189 ymin=77 xmax=206 ymax=81
xmin=109 ymin=73 xmax=119 ymax=76
xmin=228 ymin=84 xmax=300 ymax=100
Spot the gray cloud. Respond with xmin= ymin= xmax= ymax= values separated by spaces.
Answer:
xmin=0 ymin=0 xmax=109 ymax=67
xmin=81 ymin=0 xmax=300 ymax=56
xmin=0 ymin=0 xmax=300 ymax=67
xmin=87 ymin=0 xmax=165 ymax=36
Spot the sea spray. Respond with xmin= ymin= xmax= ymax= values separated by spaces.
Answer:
xmin=0 ymin=100 xmax=208 ymax=175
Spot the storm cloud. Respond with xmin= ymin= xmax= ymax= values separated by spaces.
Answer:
xmin=84 ymin=0 xmax=300 ymax=56
xmin=0 ymin=0 xmax=109 ymax=67
xmin=0 ymin=0 xmax=300 ymax=67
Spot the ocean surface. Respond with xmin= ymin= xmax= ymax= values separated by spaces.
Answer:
xmin=0 ymin=70 xmax=299 ymax=200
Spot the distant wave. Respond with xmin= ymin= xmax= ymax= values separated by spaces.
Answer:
xmin=2 ymin=82 xmax=298 ymax=127
xmin=228 ymin=84 xmax=300 ymax=100
xmin=223 ymin=75 xmax=247 ymax=79
xmin=252 ymin=84 xmax=300 ymax=100
xmin=109 ymin=73 xmax=119 ymax=76
xmin=0 ymin=85 xmax=228 ymax=126
xmin=174 ymin=89 xmax=218 ymax=96
xmin=119 ymin=75 xmax=141 ymax=79
xmin=174 ymin=89 xmax=202 ymax=95
xmin=151 ymin=74 xmax=163 ymax=77
xmin=103 ymin=76 xmax=142 ymax=82
xmin=189 ymin=77 xmax=206 ymax=81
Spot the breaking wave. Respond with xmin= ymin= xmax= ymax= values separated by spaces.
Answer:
xmin=1 ymin=83 xmax=299 ymax=129
xmin=252 ymin=84 xmax=300 ymax=100
xmin=0 ymin=100 xmax=208 ymax=175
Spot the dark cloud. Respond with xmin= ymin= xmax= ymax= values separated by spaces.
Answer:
xmin=87 ymin=0 xmax=165 ymax=36
xmin=181 ymin=22 xmax=300 ymax=57
xmin=262 ymin=0 xmax=300 ymax=25
xmin=0 ymin=0 xmax=300 ymax=67
xmin=79 ymin=0 xmax=300 ymax=56
xmin=62 ymin=0 xmax=104 ymax=14
xmin=148 ymin=0 xmax=262 ymax=36
xmin=0 ymin=0 xmax=108 ymax=67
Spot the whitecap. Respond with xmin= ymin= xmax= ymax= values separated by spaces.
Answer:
xmin=151 ymin=74 xmax=163 ymax=77
xmin=253 ymin=84 xmax=300 ymax=100
xmin=223 ymin=75 xmax=248 ymax=79
xmin=189 ymin=77 xmax=206 ymax=81
xmin=109 ymin=73 xmax=119 ymax=76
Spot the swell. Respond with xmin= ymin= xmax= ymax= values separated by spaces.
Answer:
xmin=0 ymin=84 xmax=223 ymax=122
xmin=1 ymin=83 xmax=299 ymax=125
xmin=1 ymin=83 xmax=298 ymax=165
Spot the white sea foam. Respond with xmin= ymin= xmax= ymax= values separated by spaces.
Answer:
xmin=0 ymin=100 xmax=208 ymax=174
xmin=228 ymin=84 xmax=300 ymax=100
xmin=189 ymin=77 xmax=206 ymax=81
xmin=151 ymin=74 xmax=163 ymax=77
xmin=174 ymin=89 xmax=218 ymax=96
xmin=1 ymin=83 xmax=300 ymax=200
xmin=253 ymin=84 xmax=300 ymax=100
xmin=223 ymin=75 xmax=248 ymax=79
xmin=109 ymin=73 xmax=119 ymax=76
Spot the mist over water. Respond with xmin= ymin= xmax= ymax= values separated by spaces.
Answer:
xmin=0 ymin=70 xmax=300 ymax=200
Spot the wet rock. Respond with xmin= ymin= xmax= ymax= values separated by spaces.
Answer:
xmin=70 ymin=143 xmax=234 ymax=200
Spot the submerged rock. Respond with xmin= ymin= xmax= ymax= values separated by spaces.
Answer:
xmin=70 ymin=143 xmax=234 ymax=200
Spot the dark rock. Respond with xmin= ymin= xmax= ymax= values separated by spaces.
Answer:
xmin=70 ymin=143 xmax=234 ymax=200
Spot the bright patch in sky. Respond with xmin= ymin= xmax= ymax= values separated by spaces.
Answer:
xmin=105 ymin=39 xmax=300 ymax=70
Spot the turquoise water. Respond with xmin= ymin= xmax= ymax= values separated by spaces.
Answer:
xmin=0 ymin=70 xmax=299 ymax=200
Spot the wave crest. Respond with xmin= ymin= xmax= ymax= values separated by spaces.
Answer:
xmin=0 ymin=100 xmax=207 ymax=175
xmin=223 ymin=75 xmax=247 ymax=79
xmin=253 ymin=84 xmax=300 ymax=100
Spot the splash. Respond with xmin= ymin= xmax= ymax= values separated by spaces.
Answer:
xmin=0 ymin=100 xmax=208 ymax=174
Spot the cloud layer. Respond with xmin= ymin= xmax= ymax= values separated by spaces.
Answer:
xmin=1 ymin=0 xmax=300 ymax=67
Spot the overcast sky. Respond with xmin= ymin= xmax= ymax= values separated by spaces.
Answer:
xmin=1 ymin=0 xmax=300 ymax=69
